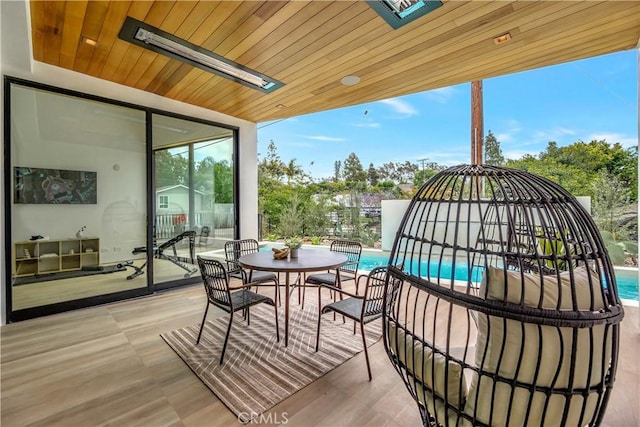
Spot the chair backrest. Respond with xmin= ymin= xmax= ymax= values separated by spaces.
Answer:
xmin=224 ymin=239 xmax=260 ymax=273
xmin=361 ymin=266 xmax=401 ymax=319
xmin=197 ymin=256 xmax=232 ymax=309
xmin=330 ymin=239 xmax=362 ymax=275
xmin=198 ymin=226 xmax=211 ymax=245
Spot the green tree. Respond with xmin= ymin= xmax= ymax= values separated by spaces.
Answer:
xmin=343 ymin=152 xmax=367 ymax=187
xmin=379 ymin=162 xmax=400 ymax=183
xmin=258 ymin=140 xmax=288 ymax=235
xmin=484 ymin=130 xmax=504 ymax=166
xmin=283 ymin=158 xmax=304 ymax=185
xmin=507 ymin=155 xmax=592 ymax=196
xmin=367 ymin=162 xmax=380 ymax=187
xmin=278 ymin=194 xmax=304 ymax=238
xmin=155 ymin=151 xmax=188 ymax=187
xmin=304 ymin=195 xmax=331 ymax=237
xmin=414 ymin=161 xmax=443 ymax=187
xmin=213 ymin=160 xmax=233 ymax=203
xmin=397 ymin=161 xmax=419 ymax=183
xmin=259 ymin=139 xmax=285 ymax=183
xmin=333 ymin=160 xmax=342 ymax=182
xmin=506 ymin=139 xmax=638 ymax=199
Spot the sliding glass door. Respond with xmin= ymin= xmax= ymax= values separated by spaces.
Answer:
xmin=152 ymin=114 xmax=236 ymax=287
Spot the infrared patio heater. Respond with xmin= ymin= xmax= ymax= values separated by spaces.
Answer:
xmin=383 ymin=164 xmax=623 ymax=426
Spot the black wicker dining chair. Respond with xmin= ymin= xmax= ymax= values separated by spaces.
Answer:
xmin=224 ymin=239 xmax=280 ymax=303
xmin=303 ymin=239 xmax=362 ymax=309
xmin=315 ymin=266 xmax=399 ymax=380
xmin=196 ymin=256 xmax=279 ymax=364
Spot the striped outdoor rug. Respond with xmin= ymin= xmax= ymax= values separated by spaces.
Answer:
xmin=160 ymin=295 xmax=382 ymax=423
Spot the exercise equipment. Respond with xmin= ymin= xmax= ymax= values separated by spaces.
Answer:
xmin=123 ymin=230 xmax=197 ymax=280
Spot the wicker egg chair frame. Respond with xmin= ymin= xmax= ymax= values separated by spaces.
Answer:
xmin=383 ymin=165 xmax=624 ymax=427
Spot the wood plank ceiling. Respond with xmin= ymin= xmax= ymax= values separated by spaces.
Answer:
xmin=30 ymin=1 xmax=640 ymax=123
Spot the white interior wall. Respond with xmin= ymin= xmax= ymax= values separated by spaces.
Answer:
xmin=0 ymin=0 xmax=259 ymax=324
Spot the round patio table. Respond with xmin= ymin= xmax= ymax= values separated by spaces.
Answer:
xmin=238 ymin=248 xmax=347 ymax=347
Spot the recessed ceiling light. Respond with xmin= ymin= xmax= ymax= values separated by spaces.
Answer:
xmin=341 ymin=75 xmax=361 ymax=86
xmin=82 ymin=36 xmax=97 ymax=46
xmin=276 ymin=104 xmax=287 ymax=109
xmin=493 ymin=32 xmax=511 ymax=45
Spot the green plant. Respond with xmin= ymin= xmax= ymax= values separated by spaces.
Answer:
xmin=360 ymin=228 xmax=380 ymax=248
xmin=265 ymin=233 xmax=279 ymax=242
xmin=535 ymin=227 xmax=575 ymax=271
xmin=284 ymin=236 xmax=303 ymax=249
xmin=600 ymin=230 xmax=638 ymax=266
xmin=309 ymin=236 xmax=321 ymax=245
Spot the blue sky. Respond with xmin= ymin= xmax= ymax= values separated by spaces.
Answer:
xmin=257 ymin=50 xmax=638 ymax=180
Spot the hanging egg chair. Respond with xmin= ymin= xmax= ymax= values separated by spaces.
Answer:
xmin=383 ymin=164 xmax=624 ymax=427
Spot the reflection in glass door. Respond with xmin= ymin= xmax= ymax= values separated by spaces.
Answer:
xmin=8 ymin=82 xmax=147 ymax=316
xmin=152 ymin=114 xmax=236 ymax=286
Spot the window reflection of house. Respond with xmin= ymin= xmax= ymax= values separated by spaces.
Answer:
xmin=155 ymin=185 xmax=204 ymax=211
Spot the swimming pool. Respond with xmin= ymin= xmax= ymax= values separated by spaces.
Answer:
xmin=265 ymin=245 xmax=639 ymax=302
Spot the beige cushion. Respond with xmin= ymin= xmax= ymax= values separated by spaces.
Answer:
xmin=387 ymin=322 xmax=467 ymax=425
xmin=464 ymin=266 xmax=611 ymax=426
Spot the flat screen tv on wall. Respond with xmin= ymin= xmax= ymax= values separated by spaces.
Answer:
xmin=14 ymin=167 xmax=97 ymax=204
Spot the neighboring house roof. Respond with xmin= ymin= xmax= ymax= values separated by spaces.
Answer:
xmin=156 ymin=184 xmax=205 ymax=196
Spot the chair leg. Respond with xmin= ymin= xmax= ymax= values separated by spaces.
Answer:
xmin=274 ymin=279 xmax=281 ymax=307
xmin=196 ymin=303 xmax=210 ymax=345
xmin=337 ymin=280 xmax=345 ymax=323
xmin=360 ymin=321 xmax=372 ymax=381
xmin=332 ymin=286 xmax=337 ymax=321
xmin=315 ymin=291 xmax=322 ymax=352
xmin=220 ymin=312 xmax=234 ymax=364
xmin=301 ymin=273 xmax=306 ymax=310
xmin=274 ymin=301 xmax=280 ymax=342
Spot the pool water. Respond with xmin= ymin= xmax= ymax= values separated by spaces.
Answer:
xmin=358 ymin=251 xmax=639 ymax=301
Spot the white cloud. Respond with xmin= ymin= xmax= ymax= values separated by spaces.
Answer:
xmin=503 ymin=149 xmax=538 ymax=160
xmin=288 ymin=141 xmax=316 ymax=148
xmin=532 ymin=127 xmax=577 ymax=141
xmin=488 ymin=119 xmax=522 ymax=144
xmin=423 ymin=87 xmax=457 ymax=104
xmin=504 ymin=119 xmax=522 ymax=132
xmin=425 ymin=148 xmax=470 ymax=166
xmin=587 ymin=132 xmax=638 ymax=148
xmin=352 ymin=121 xmax=381 ymax=128
xmin=495 ymin=132 xmax=512 ymax=143
xmin=304 ymin=135 xmax=346 ymax=142
xmin=377 ymin=98 xmax=419 ymax=118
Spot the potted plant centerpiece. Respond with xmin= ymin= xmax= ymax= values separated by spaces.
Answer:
xmin=284 ymin=236 xmax=303 ymax=258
